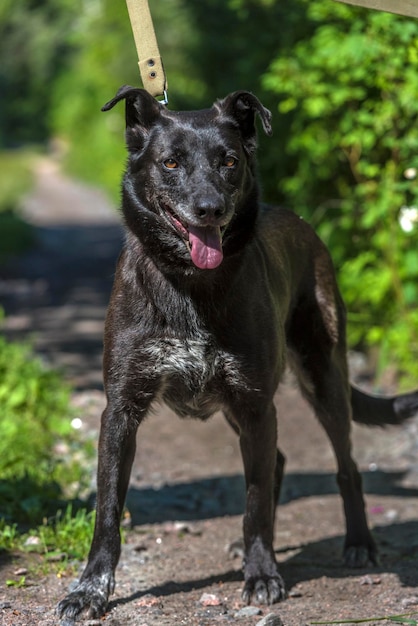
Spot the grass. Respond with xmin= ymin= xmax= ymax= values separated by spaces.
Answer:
xmin=0 ymin=505 xmax=96 ymax=579
xmin=0 ymin=331 xmax=96 ymax=573
xmin=0 ymin=333 xmax=80 ymax=509
xmin=311 ymin=613 xmax=418 ymax=625
xmin=0 ymin=505 xmax=96 ymax=559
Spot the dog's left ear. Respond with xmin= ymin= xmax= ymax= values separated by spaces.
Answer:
xmin=216 ymin=91 xmax=273 ymax=151
xmin=102 ymin=85 xmax=162 ymax=130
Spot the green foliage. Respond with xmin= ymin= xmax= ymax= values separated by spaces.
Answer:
xmin=0 ymin=476 xmax=62 ymax=527
xmin=0 ymin=334 xmax=92 ymax=524
xmin=0 ymin=506 xmax=96 ymax=569
xmin=0 ymin=212 xmax=34 ymax=263
xmin=0 ymin=0 xmax=83 ymax=146
xmin=0 ymin=335 xmax=72 ymax=479
xmin=0 ymin=150 xmax=35 ymax=213
xmin=0 ymin=333 xmax=96 ymax=564
xmin=6 ymin=576 xmax=26 ymax=588
xmin=26 ymin=506 xmax=95 ymax=562
xmin=36 ymin=505 xmax=95 ymax=560
xmin=0 ymin=521 xmax=19 ymax=551
xmin=263 ymin=0 xmax=418 ymax=387
xmin=0 ymin=149 xmax=36 ymax=261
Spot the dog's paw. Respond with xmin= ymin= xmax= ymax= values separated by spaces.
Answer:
xmin=57 ymin=574 xmax=114 ymax=623
xmin=343 ymin=544 xmax=378 ymax=568
xmin=242 ymin=573 xmax=287 ymax=605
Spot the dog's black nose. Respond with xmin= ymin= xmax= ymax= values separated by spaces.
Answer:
xmin=195 ymin=200 xmax=226 ymax=224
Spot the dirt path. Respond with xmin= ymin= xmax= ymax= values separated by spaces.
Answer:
xmin=0 ymin=158 xmax=123 ymax=389
xmin=0 ymin=160 xmax=417 ymax=626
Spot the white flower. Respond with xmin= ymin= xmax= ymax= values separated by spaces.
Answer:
xmin=399 ymin=206 xmax=418 ymax=233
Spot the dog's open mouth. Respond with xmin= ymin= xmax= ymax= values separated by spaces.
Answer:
xmin=162 ymin=204 xmax=224 ymax=270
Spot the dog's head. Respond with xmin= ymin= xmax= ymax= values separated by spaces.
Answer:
xmin=102 ymin=87 xmax=272 ymax=273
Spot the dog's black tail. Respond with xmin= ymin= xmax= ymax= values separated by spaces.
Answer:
xmin=351 ymin=385 xmax=418 ymax=426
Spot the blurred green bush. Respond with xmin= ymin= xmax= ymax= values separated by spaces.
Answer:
xmin=0 ymin=333 xmax=92 ymax=524
xmin=263 ymin=0 xmax=418 ymax=386
xmin=0 ymin=150 xmax=36 ymax=260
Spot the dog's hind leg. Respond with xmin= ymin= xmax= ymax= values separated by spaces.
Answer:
xmin=290 ymin=333 xmax=376 ymax=567
xmin=312 ymin=363 xmax=376 ymax=566
xmin=57 ymin=404 xmax=141 ymax=622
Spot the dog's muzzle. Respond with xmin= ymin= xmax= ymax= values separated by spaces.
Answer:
xmin=161 ymin=201 xmax=225 ymax=270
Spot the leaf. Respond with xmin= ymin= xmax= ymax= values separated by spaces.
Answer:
xmin=6 ymin=576 xmax=26 ymax=588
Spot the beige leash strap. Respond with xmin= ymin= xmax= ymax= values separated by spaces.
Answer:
xmin=125 ymin=0 xmax=168 ymax=102
xmin=334 ymin=0 xmax=418 ymax=18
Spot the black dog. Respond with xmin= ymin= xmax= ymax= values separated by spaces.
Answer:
xmin=58 ymin=87 xmax=418 ymax=622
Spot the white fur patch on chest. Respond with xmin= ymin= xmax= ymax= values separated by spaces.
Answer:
xmin=142 ymin=338 xmax=232 ymax=383
xmin=141 ymin=337 xmax=249 ymax=416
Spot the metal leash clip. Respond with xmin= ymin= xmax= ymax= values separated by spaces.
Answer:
xmin=158 ymin=90 xmax=169 ymax=106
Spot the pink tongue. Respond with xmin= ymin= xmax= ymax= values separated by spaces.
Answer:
xmin=188 ymin=225 xmax=223 ymax=270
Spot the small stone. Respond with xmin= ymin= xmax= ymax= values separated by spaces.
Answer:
xmin=199 ymin=592 xmax=222 ymax=606
xmin=135 ymin=594 xmax=160 ymax=608
xmin=175 ymin=521 xmax=202 ymax=535
xmin=401 ymin=596 xmax=418 ymax=608
xmin=0 ymin=602 xmax=12 ymax=610
xmin=173 ymin=521 xmax=191 ymax=533
xmin=13 ymin=568 xmax=28 ymax=576
xmin=134 ymin=543 xmax=148 ymax=552
xmin=256 ymin=613 xmax=284 ymax=626
xmin=163 ymin=521 xmax=202 ymax=536
xmin=384 ymin=509 xmax=398 ymax=522
xmin=359 ymin=575 xmax=381 ymax=585
xmin=370 ymin=505 xmax=385 ymax=515
xmin=234 ymin=605 xmax=262 ymax=617
xmin=24 ymin=536 xmax=41 ymax=547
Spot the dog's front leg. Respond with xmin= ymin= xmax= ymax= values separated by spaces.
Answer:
xmin=238 ymin=402 xmax=287 ymax=605
xmin=57 ymin=404 xmax=140 ymax=623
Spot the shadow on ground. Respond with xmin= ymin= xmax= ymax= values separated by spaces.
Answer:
xmin=125 ymin=469 xmax=418 ymax=525
xmin=108 ymin=518 xmax=418 ymax=610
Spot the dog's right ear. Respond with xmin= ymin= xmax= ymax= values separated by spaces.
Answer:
xmin=216 ymin=91 xmax=273 ymax=156
xmin=102 ymin=85 xmax=162 ymax=132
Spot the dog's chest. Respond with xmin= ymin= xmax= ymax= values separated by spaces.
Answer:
xmin=142 ymin=337 xmax=246 ymax=418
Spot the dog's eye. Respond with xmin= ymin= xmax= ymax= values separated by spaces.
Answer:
xmin=223 ymin=156 xmax=237 ymax=168
xmin=163 ymin=158 xmax=179 ymax=169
